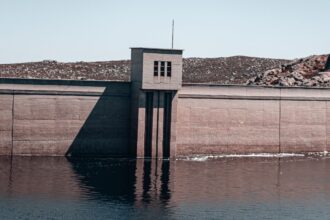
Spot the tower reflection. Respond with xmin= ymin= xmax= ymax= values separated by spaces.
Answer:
xmin=137 ymin=160 xmax=172 ymax=206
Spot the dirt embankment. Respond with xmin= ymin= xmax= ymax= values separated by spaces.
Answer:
xmin=183 ymin=56 xmax=288 ymax=84
xmin=0 ymin=57 xmax=288 ymax=84
xmin=0 ymin=60 xmax=131 ymax=81
xmin=3 ymin=55 xmax=330 ymax=87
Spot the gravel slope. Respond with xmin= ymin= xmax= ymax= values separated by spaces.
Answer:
xmin=0 ymin=56 xmax=288 ymax=84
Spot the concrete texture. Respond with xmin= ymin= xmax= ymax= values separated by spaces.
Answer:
xmin=280 ymin=100 xmax=327 ymax=153
xmin=177 ymin=85 xmax=330 ymax=156
xmin=0 ymin=80 xmax=131 ymax=156
xmin=2 ymin=80 xmax=330 ymax=156
xmin=131 ymin=48 xmax=183 ymax=91
xmin=0 ymin=95 xmax=13 ymax=155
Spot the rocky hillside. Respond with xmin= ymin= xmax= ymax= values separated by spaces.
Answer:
xmin=0 ymin=57 xmax=288 ymax=84
xmin=183 ymin=56 xmax=288 ymax=84
xmin=247 ymin=54 xmax=330 ymax=87
xmin=0 ymin=60 xmax=131 ymax=81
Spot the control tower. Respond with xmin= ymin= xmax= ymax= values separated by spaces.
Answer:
xmin=130 ymin=48 xmax=183 ymax=158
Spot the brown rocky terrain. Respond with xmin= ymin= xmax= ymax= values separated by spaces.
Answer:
xmin=0 ymin=56 xmax=288 ymax=84
xmin=183 ymin=56 xmax=288 ymax=84
xmin=0 ymin=60 xmax=131 ymax=81
xmin=3 ymin=54 xmax=329 ymax=87
xmin=247 ymin=54 xmax=330 ymax=87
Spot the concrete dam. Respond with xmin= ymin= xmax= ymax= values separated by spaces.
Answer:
xmin=1 ymin=48 xmax=330 ymax=157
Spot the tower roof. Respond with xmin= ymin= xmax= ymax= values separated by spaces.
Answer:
xmin=130 ymin=47 xmax=183 ymax=54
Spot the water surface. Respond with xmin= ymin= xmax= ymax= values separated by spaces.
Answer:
xmin=1 ymin=156 xmax=330 ymax=219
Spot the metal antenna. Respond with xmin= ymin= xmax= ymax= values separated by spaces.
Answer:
xmin=171 ymin=19 xmax=174 ymax=49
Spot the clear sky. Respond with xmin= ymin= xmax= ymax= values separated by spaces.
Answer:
xmin=1 ymin=0 xmax=330 ymax=63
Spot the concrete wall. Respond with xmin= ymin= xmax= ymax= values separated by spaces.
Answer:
xmin=2 ymin=78 xmax=330 ymax=157
xmin=0 ymin=94 xmax=13 ymax=155
xmin=0 ymin=79 xmax=131 ymax=156
xmin=142 ymin=52 xmax=182 ymax=90
xmin=131 ymin=48 xmax=183 ymax=91
xmin=177 ymin=84 xmax=330 ymax=156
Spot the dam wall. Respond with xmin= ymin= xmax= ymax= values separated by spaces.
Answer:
xmin=0 ymin=79 xmax=131 ymax=156
xmin=2 ymin=48 xmax=330 ymax=157
xmin=1 ymin=79 xmax=330 ymax=156
xmin=177 ymin=84 xmax=330 ymax=156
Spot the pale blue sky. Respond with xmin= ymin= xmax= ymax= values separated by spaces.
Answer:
xmin=1 ymin=0 xmax=329 ymax=63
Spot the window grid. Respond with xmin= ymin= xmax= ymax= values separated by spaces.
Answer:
xmin=153 ymin=61 xmax=172 ymax=77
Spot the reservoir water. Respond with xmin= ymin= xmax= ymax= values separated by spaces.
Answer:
xmin=1 ymin=156 xmax=330 ymax=219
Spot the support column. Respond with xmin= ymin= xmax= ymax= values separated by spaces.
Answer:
xmin=131 ymin=89 xmax=178 ymax=158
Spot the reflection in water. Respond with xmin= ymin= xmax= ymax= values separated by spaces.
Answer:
xmin=160 ymin=161 xmax=171 ymax=202
xmin=142 ymin=160 xmax=151 ymax=203
xmin=2 ymin=156 xmax=330 ymax=219
xmin=68 ymin=158 xmax=137 ymax=203
xmin=67 ymin=158 xmax=172 ymax=207
xmin=0 ymin=157 xmax=83 ymax=200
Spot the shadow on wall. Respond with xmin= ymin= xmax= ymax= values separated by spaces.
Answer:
xmin=0 ymin=79 xmax=132 ymax=157
xmin=64 ymin=86 xmax=131 ymax=157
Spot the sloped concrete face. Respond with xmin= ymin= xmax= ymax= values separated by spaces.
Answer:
xmin=0 ymin=80 xmax=131 ymax=156
xmin=12 ymin=95 xmax=97 ymax=155
xmin=4 ymin=78 xmax=330 ymax=156
xmin=280 ymin=100 xmax=327 ymax=153
xmin=0 ymin=94 xmax=13 ymax=155
xmin=176 ymin=85 xmax=330 ymax=156
xmin=177 ymin=98 xmax=280 ymax=155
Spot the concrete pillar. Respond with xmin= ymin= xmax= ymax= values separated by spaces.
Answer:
xmin=131 ymin=89 xmax=178 ymax=158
